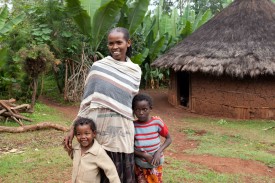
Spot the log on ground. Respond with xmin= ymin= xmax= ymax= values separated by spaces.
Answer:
xmin=0 ymin=122 xmax=69 ymax=133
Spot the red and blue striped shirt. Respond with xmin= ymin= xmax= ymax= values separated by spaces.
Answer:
xmin=134 ymin=116 xmax=169 ymax=168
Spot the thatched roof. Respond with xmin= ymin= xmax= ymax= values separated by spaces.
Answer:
xmin=152 ymin=0 xmax=275 ymax=77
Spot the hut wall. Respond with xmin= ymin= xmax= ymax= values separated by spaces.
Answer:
xmin=191 ymin=73 xmax=275 ymax=119
xmin=168 ymin=69 xmax=179 ymax=106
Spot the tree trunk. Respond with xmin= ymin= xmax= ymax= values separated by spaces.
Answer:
xmin=53 ymin=67 xmax=63 ymax=94
xmin=30 ymin=78 xmax=38 ymax=112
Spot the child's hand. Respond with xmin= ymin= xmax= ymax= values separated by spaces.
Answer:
xmin=143 ymin=152 xmax=154 ymax=164
xmin=151 ymin=151 xmax=161 ymax=166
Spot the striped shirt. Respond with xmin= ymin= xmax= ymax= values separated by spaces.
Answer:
xmin=134 ymin=117 xmax=169 ymax=168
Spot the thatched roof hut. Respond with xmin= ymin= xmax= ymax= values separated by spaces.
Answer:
xmin=152 ymin=0 xmax=275 ymax=78
xmin=151 ymin=0 xmax=275 ymax=119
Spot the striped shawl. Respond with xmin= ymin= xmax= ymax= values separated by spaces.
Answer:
xmin=78 ymin=56 xmax=141 ymax=120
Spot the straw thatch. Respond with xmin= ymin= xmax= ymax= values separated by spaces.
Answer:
xmin=152 ymin=0 xmax=275 ymax=78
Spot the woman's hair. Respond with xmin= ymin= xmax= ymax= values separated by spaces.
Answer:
xmin=132 ymin=93 xmax=153 ymax=109
xmin=108 ymin=27 xmax=132 ymax=57
xmin=74 ymin=117 xmax=97 ymax=134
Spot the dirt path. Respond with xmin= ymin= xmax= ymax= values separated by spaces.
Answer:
xmin=39 ymin=89 xmax=275 ymax=179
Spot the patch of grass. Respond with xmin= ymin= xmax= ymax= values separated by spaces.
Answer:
xmin=184 ymin=132 xmax=275 ymax=167
xmin=163 ymin=157 xmax=272 ymax=183
xmin=0 ymin=103 xmax=73 ymax=182
xmin=0 ymin=146 xmax=72 ymax=182
xmin=0 ymin=102 xmax=72 ymax=127
xmin=182 ymin=117 xmax=275 ymax=144
xmin=1 ymin=102 xmax=275 ymax=182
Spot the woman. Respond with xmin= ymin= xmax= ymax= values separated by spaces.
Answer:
xmin=64 ymin=27 xmax=141 ymax=183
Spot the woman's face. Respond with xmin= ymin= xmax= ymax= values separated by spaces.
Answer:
xmin=108 ymin=31 xmax=131 ymax=61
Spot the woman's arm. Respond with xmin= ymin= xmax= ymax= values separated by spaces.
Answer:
xmin=98 ymin=149 xmax=121 ymax=183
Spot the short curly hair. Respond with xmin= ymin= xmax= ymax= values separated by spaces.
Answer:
xmin=74 ymin=117 xmax=96 ymax=134
xmin=132 ymin=93 xmax=153 ymax=110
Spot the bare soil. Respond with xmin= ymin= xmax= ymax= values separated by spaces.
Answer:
xmin=39 ymin=89 xmax=275 ymax=180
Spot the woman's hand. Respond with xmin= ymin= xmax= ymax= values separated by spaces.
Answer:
xmin=63 ymin=127 xmax=74 ymax=150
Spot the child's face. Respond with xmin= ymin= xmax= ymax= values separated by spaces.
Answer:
xmin=134 ymin=100 xmax=151 ymax=122
xmin=75 ymin=124 xmax=96 ymax=149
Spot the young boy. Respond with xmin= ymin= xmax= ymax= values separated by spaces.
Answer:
xmin=132 ymin=93 xmax=172 ymax=183
xmin=67 ymin=117 xmax=120 ymax=183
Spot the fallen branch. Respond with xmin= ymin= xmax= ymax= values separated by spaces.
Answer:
xmin=0 ymin=122 xmax=69 ymax=133
xmin=2 ymin=112 xmax=33 ymax=122
xmin=11 ymin=104 xmax=31 ymax=111
xmin=0 ymin=99 xmax=32 ymax=124
xmin=11 ymin=116 xmax=24 ymax=126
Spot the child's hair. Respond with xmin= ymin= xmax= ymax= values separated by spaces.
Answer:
xmin=108 ymin=27 xmax=132 ymax=57
xmin=74 ymin=117 xmax=97 ymax=134
xmin=132 ymin=93 xmax=153 ymax=109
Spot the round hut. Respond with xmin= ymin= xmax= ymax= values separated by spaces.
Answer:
xmin=152 ymin=0 xmax=275 ymax=119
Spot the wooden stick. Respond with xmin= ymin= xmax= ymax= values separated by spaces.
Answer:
xmin=0 ymin=108 xmax=6 ymax=115
xmin=0 ymin=98 xmax=16 ymax=103
xmin=0 ymin=101 xmax=15 ymax=115
xmin=11 ymin=116 xmax=24 ymax=126
xmin=0 ymin=122 xmax=69 ymax=133
xmin=11 ymin=104 xmax=31 ymax=110
xmin=2 ymin=112 xmax=33 ymax=122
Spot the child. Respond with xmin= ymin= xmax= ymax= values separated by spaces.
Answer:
xmin=132 ymin=93 xmax=172 ymax=183
xmin=67 ymin=117 xmax=121 ymax=183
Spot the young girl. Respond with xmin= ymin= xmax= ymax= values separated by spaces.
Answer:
xmin=68 ymin=117 xmax=120 ymax=183
xmin=132 ymin=93 xmax=172 ymax=183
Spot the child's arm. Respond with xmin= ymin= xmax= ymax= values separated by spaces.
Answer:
xmin=134 ymin=150 xmax=154 ymax=164
xmin=151 ymin=133 xmax=172 ymax=166
xmin=98 ymin=149 xmax=121 ymax=183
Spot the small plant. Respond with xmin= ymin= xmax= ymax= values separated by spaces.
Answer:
xmin=217 ymin=119 xmax=228 ymax=125
xmin=16 ymin=44 xmax=60 ymax=112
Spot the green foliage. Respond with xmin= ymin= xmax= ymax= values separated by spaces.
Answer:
xmin=0 ymin=5 xmax=25 ymax=40
xmin=124 ymin=0 xmax=150 ymax=35
xmin=16 ymin=44 xmax=57 ymax=78
xmin=66 ymin=0 xmax=125 ymax=52
xmin=189 ymin=0 xmax=227 ymax=15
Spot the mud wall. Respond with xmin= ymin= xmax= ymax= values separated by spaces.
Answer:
xmin=190 ymin=73 xmax=275 ymax=119
xmin=168 ymin=69 xmax=179 ymax=106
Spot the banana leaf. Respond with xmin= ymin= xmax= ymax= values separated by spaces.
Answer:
xmin=0 ymin=5 xmax=8 ymax=29
xmin=127 ymin=0 xmax=150 ymax=35
xmin=92 ymin=0 xmax=125 ymax=51
xmin=0 ymin=11 xmax=25 ymax=36
xmin=66 ymin=0 xmax=91 ymax=36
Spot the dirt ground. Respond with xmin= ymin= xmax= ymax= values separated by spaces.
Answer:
xmin=40 ymin=89 xmax=275 ymax=180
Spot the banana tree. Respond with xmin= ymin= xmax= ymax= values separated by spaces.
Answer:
xmin=0 ymin=5 xmax=25 ymax=96
xmin=66 ymin=0 xmax=125 ymax=59
xmin=135 ymin=2 xmax=213 ymax=88
xmin=0 ymin=5 xmax=25 ymax=61
xmin=0 ymin=5 xmax=25 ymax=40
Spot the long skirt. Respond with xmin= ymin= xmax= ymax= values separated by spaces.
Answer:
xmin=134 ymin=164 xmax=163 ymax=183
xmin=100 ymin=151 xmax=136 ymax=183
